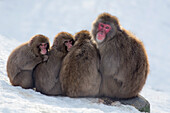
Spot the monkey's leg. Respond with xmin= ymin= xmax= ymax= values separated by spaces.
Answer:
xmin=13 ymin=71 xmax=34 ymax=89
xmin=46 ymin=81 xmax=62 ymax=96
xmin=100 ymin=75 xmax=122 ymax=98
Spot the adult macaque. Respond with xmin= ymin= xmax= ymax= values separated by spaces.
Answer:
xmin=91 ymin=13 xmax=149 ymax=99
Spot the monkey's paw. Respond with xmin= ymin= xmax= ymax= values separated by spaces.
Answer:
xmin=43 ymin=55 xmax=48 ymax=62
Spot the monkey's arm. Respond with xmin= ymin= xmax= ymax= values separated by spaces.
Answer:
xmin=22 ymin=57 xmax=43 ymax=70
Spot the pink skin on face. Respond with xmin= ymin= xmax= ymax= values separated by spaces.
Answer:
xmin=39 ymin=43 xmax=47 ymax=55
xmin=65 ymin=40 xmax=73 ymax=51
xmin=96 ymin=22 xmax=111 ymax=43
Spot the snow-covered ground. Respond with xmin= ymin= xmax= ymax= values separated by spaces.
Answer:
xmin=0 ymin=0 xmax=170 ymax=113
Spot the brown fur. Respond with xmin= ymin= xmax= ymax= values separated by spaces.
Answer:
xmin=7 ymin=34 xmax=50 ymax=89
xmin=59 ymin=30 xmax=101 ymax=97
xmin=33 ymin=32 xmax=74 ymax=96
xmin=91 ymin=13 xmax=149 ymax=99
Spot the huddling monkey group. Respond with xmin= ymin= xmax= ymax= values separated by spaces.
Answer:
xmin=7 ymin=13 xmax=149 ymax=100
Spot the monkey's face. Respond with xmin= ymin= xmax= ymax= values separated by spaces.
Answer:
xmin=64 ymin=39 xmax=74 ymax=52
xmin=53 ymin=32 xmax=75 ymax=53
xmin=38 ymin=42 xmax=49 ymax=55
xmin=92 ymin=13 xmax=120 ymax=44
xmin=96 ymin=22 xmax=111 ymax=43
xmin=34 ymin=40 xmax=49 ymax=57
xmin=53 ymin=37 xmax=74 ymax=52
xmin=29 ymin=35 xmax=50 ymax=57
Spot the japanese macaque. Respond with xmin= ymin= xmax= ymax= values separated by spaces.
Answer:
xmin=59 ymin=30 xmax=101 ymax=97
xmin=91 ymin=13 xmax=149 ymax=99
xmin=7 ymin=34 xmax=50 ymax=89
xmin=33 ymin=32 xmax=74 ymax=96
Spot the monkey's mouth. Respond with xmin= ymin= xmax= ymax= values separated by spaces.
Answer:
xmin=40 ymin=49 xmax=47 ymax=55
xmin=67 ymin=44 xmax=73 ymax=52
xmin=96 ymin=31 xmax=106 ymax=43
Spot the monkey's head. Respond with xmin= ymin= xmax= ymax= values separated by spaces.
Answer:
xmin=92 ymin=12 xmax=121 ymax=44
xmin=28 ymin=34 xmax=50 ymax=57
xmin=74 ymin=30 xmax=91 ymax=42
xmin=53 ymin=32 xmax=74 ymax=52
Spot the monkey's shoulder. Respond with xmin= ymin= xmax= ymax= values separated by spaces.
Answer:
xmin=8 ymin=43 xmax=28 ymax=61
xmin=122 ymin=30 xmax=146 ymax=54
xmin=8 ymin=43 xmax=40 ymax=68
xmin=120 ymin=29 xmax=143 ymax=45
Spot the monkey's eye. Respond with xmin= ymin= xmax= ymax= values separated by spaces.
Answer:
xmin=100 ymin=24 xmax=104 ymax=27
xmin=105 ymin=26 xmax=110 ymax=29
xmin=64 ymin=41 xmax=68 ymax=43
xmin=99 ymin=23 xmax=104 ymax=27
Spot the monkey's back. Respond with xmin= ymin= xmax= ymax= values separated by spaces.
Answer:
xmin=60 ymin=40 xmax=101 ymax=97
xmin=7 ymin=43 xmax=34 ymax=81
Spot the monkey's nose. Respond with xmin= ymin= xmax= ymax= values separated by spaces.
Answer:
xmin=100 ymin=31 xmax=105 ymax=34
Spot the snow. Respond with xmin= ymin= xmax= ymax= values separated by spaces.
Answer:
xmin=0 ymin=0 xmax=170 ymax=113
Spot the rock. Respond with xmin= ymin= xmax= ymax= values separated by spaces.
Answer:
xmin=100 ymin=95 xmax=150 ymax=113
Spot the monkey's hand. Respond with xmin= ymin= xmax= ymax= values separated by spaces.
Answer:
xmin=22 ymin=57 xmax=42 ymax=70
xmin=43 ymin=55 xmax=48 ymax=62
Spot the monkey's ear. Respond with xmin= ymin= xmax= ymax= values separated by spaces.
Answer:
xmin=28 ymin=39 xmax=34 ymax=46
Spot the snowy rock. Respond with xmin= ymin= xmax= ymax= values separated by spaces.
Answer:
xmin=101 ymin=95 xmax=150 ymax=113
xmin=119 ymin=95 xmax=150 ymax=112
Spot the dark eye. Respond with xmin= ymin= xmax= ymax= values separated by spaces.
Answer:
xmin=65 ymin=41 xmax=68 ymax=43
xmin=38 ymin=43 xmax=43 ymax=47
xmin=100 ymin=24 xmax=104 ymax=27
xmin=105 ymin=26 xmax=110 ymax=29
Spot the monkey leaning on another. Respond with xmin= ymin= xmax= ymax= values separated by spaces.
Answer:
xmin=7 ymin=34 xmax=50 ymax=89
xmin=33 ymin=32 xmax=74 ymax=96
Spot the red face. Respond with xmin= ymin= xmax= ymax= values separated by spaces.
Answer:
xmin=65 ymin=40 xmax=73 ymax=51
xmin=96 ymin=22 xmax=111 ymax=43
xmin=39 ymin=43 xmax=48 ymax=55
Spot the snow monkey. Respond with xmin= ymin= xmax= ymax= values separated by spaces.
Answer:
xmin=60 ymin=30 xmax=101 ymax=97
xmin=91 ymin=13 xmax=149 ymax=99
xmin=33 ymin=32 xmax=74 ymax=96
xmin=7 ymin=34 xmax=50 ymax=89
